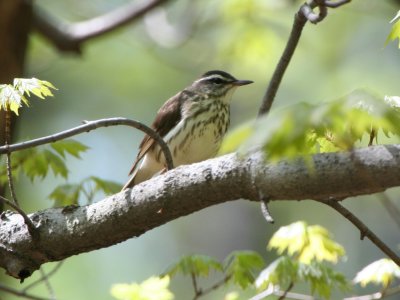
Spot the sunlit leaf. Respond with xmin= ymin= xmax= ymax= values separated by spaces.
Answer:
xmin=224 ymin=251 xmax=265 ymax=289
xmin=386 ymin=11 xmax=400 ymax=48
xmin=268 ymin=221 xmax=345 ymax=264
xmin=236 ymin=90 xmax=400 ymax=161
xmin=224 ymin=291 xmax=239 ymax=300
xmin=13 ymin=78 xmax=56 ymax=99
xmin=164 ymin=255 xmax=223 ymax=278
xmin=354 ymin=258 xmax=400 ymax=288
xmin=0 ymin=84 xmax=24 ymax=115
xmin=0 ymin=78 xmax=56 ymax=115
xmin=50 ymin=139 xmax=89 ymax=158
xmin=110 ymin=276 xmax=174 ymax=300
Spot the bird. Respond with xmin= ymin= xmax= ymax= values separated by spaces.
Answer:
xmin=122 ymin=70 xmax=253 ymax=190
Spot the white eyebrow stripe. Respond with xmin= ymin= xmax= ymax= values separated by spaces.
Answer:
xmin=196 ymin=74 xmax=232 ymax=83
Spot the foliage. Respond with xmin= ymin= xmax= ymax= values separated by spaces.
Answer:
xmin=268 ymin=221 xmax=345 ymax=264
xmin=221 ymin=90 xmax=400 ymax=160
xmin=354 ymin=258 xmax=400 ymax=288
xmin=224 ymin=251 xmax=265 ymax=289
xmin=110 ymin=276 xmax=173 ymax=300
xmin=49 ymin=176 xmax=121 ymax=206
xmin=0 ymin=78 xmax=56 ymax=115
xmin=0 ymin=140 xmax=88 ymax=184
xmin=255 ymin=221 xmax=349 ymax=299
xmin=386 ymin=10 xmax=400 ymax=48
xmin=115 ymin=222 xmax=357 ymax=299
xmin=164 ymin=255 xmax=223 ymax=277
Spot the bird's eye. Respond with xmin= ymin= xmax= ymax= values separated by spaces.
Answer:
xmin=209 ymin=78 xmax=224 ymax=84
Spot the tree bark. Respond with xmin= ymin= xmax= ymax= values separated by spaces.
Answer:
xmin=1 ymin=145 xmax=400 ymax=280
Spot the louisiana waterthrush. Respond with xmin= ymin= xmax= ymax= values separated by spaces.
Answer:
xmin=123 ymin=70 xmax=253 ymax=189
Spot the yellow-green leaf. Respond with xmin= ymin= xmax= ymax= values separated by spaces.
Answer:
xmin=268 ymin=221 xmax=345 ymax=264
xmin=386 ymin=11 xmax=400 ymax=48
xmin=354 ymin=258 xmax=400 ymax=288
xmin=110 ymin=276 xmax=174 ymax=300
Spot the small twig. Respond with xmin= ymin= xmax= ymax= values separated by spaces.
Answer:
xmin=191 ymin=272 xmax=200 ymax=300
xmin=33 ymin=0 xmax=171 ymax=53
xmin=23 ymin=262 xmax=64 ymax=293
xmin=39 ymin=268 xmax=56 ymax=300
xmin=259 ymin=191 xmax=275 ymax=223
xmin=0 ymin=117 xmax=174 ymax=171
xmin=323 ymin=199 xmax=400 ymax=266
xmin=257 ymin=0 xmax=351 ymax=116
xmin=0 ymin=283 xmax=52 ymax=300
xmin=199 ymin=274 xmax=232 ymax=297
xmin=279 ymin=281 xmax=295 ymax=300
xmin=0 ymin=195 xmax=37 ymax=239
xmin=377 ymin=193 xmax=400 ymax=229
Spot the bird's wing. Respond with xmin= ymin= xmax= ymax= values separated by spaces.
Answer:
xmin=128 ymin=92 xmax=183 ymax=175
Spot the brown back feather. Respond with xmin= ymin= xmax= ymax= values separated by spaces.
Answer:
xmin=128 ymin=92 xmax=184 ymax=175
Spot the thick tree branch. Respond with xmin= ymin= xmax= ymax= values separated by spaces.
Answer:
xmin=32 ymin=0 xmax=171 ymax=53
xmin=1 ymin=145 xmax=400 ymax=280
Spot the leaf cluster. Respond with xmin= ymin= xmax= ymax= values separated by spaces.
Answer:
xmin=221 ymin=90 xmax=400 ymax=160
xmin=0 ymin=78 xmax=56 ymax=115
xmin=256 ymin=221 xmax=349 ymax=299
xmin=164 ymin=251 xmax=264 ymax=290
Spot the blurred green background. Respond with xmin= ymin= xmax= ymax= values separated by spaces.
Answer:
xmin=2 ymin=0 xmax=400 ymax=299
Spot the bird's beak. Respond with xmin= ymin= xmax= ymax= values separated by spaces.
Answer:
xmin=233 ymin=80 xmax=253 ymax=86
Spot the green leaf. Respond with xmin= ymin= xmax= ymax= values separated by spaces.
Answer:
xmin=224 ymin=251 xmax=265 ymax=289
xmin=48 ymin=183 xmax=82 ymax=206
xmin=110 ymin=276 xmax=174 ymax=300
xmin=354 ymin=258 xmax=400 ymax=288
xmin=50 ymin=140 xmax=89 ymax=158
xmin=268 ymin=221 xmax=345 ymax=264
xmin=219 ymin=120 xmax=255 ymax=154
xmin=89 ymin=176 xmax=122 ymax=194
xmin=386 ymin=11 xmax=400 ymax=48
xmin=43 ymin=150 xmax=68 ymax=179
xmin=164 ymin=255 xmax=223 ymax=278
xmin=255 ymin=256 xmax=298 ymax=290
xmin=22 ymin=149 xmax=49 ymax=181
xmin=237 ymin=90 xmax=400 ymax=161
xmin=255 ymin=257 xmax=349 ymax=298
xmin=298 ymin=261 xmax=349 ymax=298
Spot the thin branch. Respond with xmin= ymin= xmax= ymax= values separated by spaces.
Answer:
xmin=378 ymin=193 xmax=400 ymax=229
xmin=0 ymin=195 xmax=37 ymax=239
xmin=38 ymin=268 xmax=56 ymax=300
xmin=322 ymin=199 xmax=400 ymax=266
xmin=191 ymin=273 xmax=200 ymax=300
xmin=33 ymin=0 xmax=171 ymax=53
xmin=23 ymin=262 xmax=63 ymax=293
xmin=0 ymin=117 xmax=174 ymax=171
xmin=257 ymin=0 xmax=352 ymax=116
xmin=0 ymin=283 xmax=52 ymax=300
xmin=197 ymin=274 xmax=232 ymax=298
xmin=279 ymin=281 xmax=295 ymax=300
